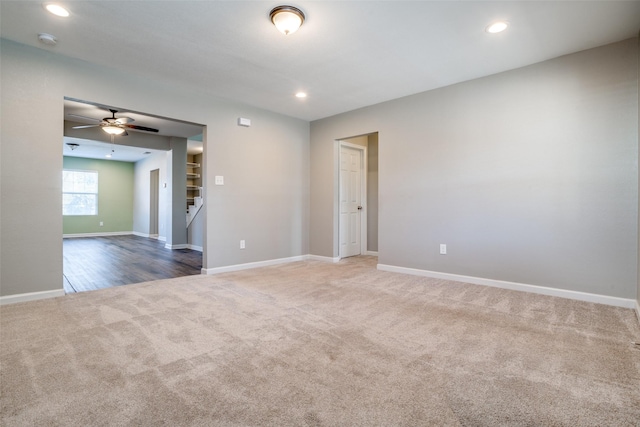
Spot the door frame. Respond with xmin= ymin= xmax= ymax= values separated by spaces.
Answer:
xmin=149 ymin=168 xmax=160 ymax=237
xmin=338 ymin=141 xmax=367 ymax=259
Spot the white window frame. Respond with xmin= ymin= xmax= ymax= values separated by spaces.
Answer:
xmin=62 ymin=169 xmax=99 ymax=216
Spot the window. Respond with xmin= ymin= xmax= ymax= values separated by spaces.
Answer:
xmin=62 ymin=170 xmax=98 ymax=215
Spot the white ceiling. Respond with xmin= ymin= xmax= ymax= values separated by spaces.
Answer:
xmin=63 ymin=136 xmax=165 ymax=162
xmin=1 ymin=1 xmax=639 ymax=122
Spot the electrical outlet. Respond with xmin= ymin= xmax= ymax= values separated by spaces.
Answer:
xmin=240 ymin=239 xmax=245 ymax=249
xmin=99 ymin=221 xmax=104 ymax=227
xmin=439 ymin=244 xmax=447 ymax=255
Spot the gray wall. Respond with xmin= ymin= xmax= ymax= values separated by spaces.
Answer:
xmin=166 ymin=137 xmax=188 ymax=248
xmin=0 ymin=39 xmax=309 ymax=297
xmin=311 ymin=38 xmax=638 ymax=299
xmin=133 ymin=151 xmax=168 ymax=239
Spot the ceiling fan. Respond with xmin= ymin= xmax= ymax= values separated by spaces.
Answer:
xmin=70 ymin=109 xmax=159 ymax=136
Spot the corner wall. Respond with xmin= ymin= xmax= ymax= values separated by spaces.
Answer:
xmin=637 ymin=33 xmax=640 ymax=318
xmin=133 ymin=151 xmax=168 ymax=239
xmin=311 ymin=38 xmax=639 ymax=300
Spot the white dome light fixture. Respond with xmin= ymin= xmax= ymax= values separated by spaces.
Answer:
xmin=486 ymin=21 xmax=509 ymax=34
xmin=270 ymin=5 xmax=305 ymax=35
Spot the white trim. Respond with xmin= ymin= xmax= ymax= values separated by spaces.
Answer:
xmin=365 ymin=251 xmax=378 ymax=256
xmin=376 ymin=264 xmax=636 ymax=309
xmin=0 ymin=289 xmax=65 ymax=305
xmin=165 ymin=243 xmax=188 ymax=250
xmin=187 ymin=244 xmax=203 ymax=252
xmin=203 ymin=255 xmax=307 ymax=275
xmin=63 ymin=231 xmax=132 ymax=238
xmin=132 ymin=231 xmax=152 ymax=238
xmin=158 ymin=236 xmax=167 ymax=242
xmin=307 ymin=254 xmax=341 ymax=263
xmin=635 ymin=300 xmax=640 ymax=324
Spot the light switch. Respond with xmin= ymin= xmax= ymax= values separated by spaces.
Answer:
xmin=215 ymin=176 xmax=224 ymax=185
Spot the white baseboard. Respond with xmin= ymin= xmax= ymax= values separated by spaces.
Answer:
xmin=63 ymin=231 xmax=132 ymax=238
xmin=365 ymin=251 xmax=379 ymax=256
xmin=158 ymin=236 xmax=167 ymax=242
xmin=187 ymin=244 xmax=203 ymax=252
xmin=0 ymin=289 xmax=65 ymax=305
xmin=306 ymin=255 xmax=341 ymax=263
xmin=165 ymin=243 xmax=188 ymax=250
xmin=635 ymin=300 xmax=640 ymax=324
xmin=376 ymin=264 xmax=636 ymax=309
xmin=132 ymin=231 xmax=158 ymax=238
xmin=203 ymin=255 xmax=307 ymax=275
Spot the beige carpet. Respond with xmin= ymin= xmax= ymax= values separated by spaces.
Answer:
xmin=2 ymin=256 xmax=639 ymax=426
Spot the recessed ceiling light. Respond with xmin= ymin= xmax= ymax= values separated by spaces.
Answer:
xmin=295 ymin=92 xmax=307 ymax=98
xmin=486 ymin=21 xmax=509 ymax=34
xmin=44 ymin=4 xmax=70 ymax=17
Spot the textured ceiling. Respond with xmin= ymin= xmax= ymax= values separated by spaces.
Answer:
xmin=1 ymin=1 xmax=639 ymax=121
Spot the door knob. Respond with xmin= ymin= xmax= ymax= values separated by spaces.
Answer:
xmin=357 ymin=206 xmax=363 ymax=210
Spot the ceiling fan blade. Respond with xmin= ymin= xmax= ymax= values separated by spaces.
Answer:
xmin=72 ymin=124 xmax=100 ymax=129
xmin=125 ymin=124 xmax=159 ymax=133
xmin=115 ymin=117 xmax=134 ymax=124
xmin=67 ymin=114 xmax=101 ymax=122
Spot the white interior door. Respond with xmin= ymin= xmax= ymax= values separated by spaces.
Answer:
xmin=340 ymin=145 xmax=363 ymax=258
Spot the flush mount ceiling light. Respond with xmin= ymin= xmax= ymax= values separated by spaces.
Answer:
xmin=295 ymin=92 xmax=307 ymax=98
xmin=486 ymin=21 xmax=509 ymax=33
xmin=102 ymin=125 xmax=126 ymax=135
xmin=38 ymin=33 xmax=57 ymax=46
xmin=270 ymin=5 xmax=305 ymax=35
xmin=43 ymin=3 xmax=69 ymax=17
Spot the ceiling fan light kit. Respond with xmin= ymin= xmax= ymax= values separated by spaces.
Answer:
xmin=102 ymin=125 xmax=126 ymax=135
xmin=71 ymin=108 xmax=159 ymax=136
xmin=270 ymin=5 xmax=305 ymax=35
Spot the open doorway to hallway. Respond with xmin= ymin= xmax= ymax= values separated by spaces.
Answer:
xmin=62 ymin=98 xmax=206 ymax=292
xmin=338 ymin=133 xmax=379 ymax=259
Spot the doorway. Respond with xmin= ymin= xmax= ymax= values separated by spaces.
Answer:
xmin=62 ymin=97 xmax=206 ymax=292
xmin=339 ymin=141 xmax=367 ymax=258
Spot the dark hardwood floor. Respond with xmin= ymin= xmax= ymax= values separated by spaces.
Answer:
xmin=63 ymin=235 xmax=202 ymax=293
